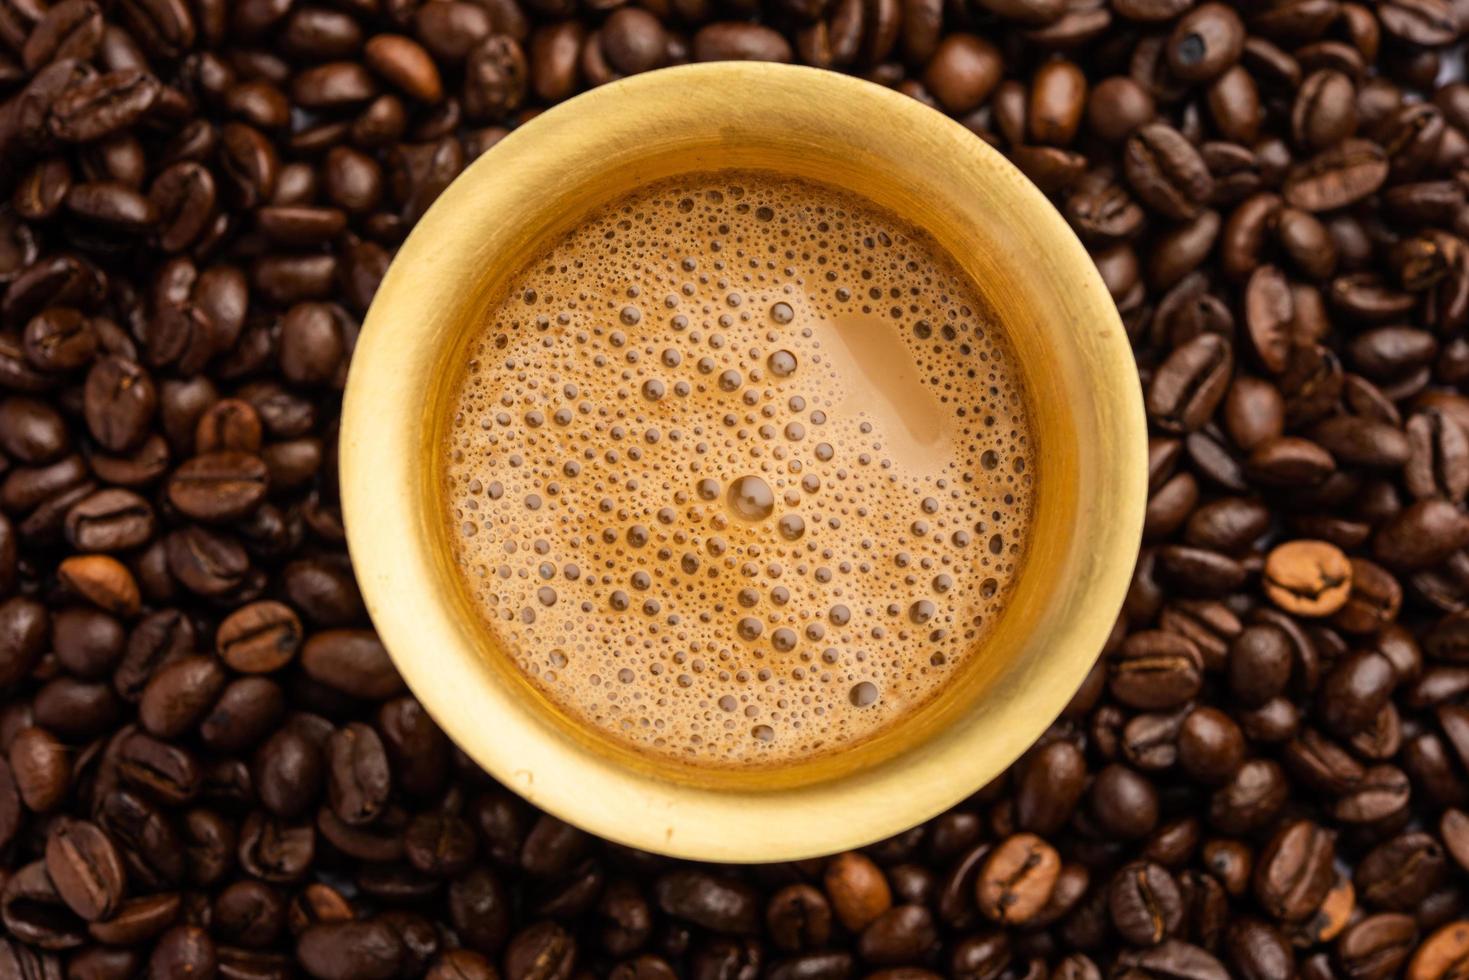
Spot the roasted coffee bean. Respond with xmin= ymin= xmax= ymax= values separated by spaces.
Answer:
xmin=300 ymin=630 xmax=401 ymax=699
xmin=692 ymin=22 xmax=792 ymax=62
xmin=426 ymin=949 xmax=498 ymax=980
xmin=1286 ymin=728 xmax=1366 ymax=794
xmin=0 ymin=597 xmax=49 ymax=687
xmin=0 ymin=396 xmax=69 ymax=463
xmin=1293 ymin=70 xmax=1357 ymax=153
xmin=64 ymin=488 xmax=154 ymax=552
xmin=1111 ymin=631 xmax=1203 ymax=709
xmin=50 ymin=69 xmax=161 ymax=143
xmin=1108 ymin=861 xmax=1182 ymax=945
xmin=1247 ymin=435 xmax=1336 ymax=488
xmin=1406 ymin=411 xmax=1469 ymax=503
xmin=1350 ymin=327 xmax=1437 ymax=379
xmin=1091 ymin=763 xmax=1160 ymax=840
xmin=115 ymin=609 xmax=192 ymax=702
xmin=1087 ymin=77 xmax=1155 ymax=143
xmin=68 ymin=945 xmax=143 ymax=979
xmin=282 ymin=559 xmax=363 ymax=626
xmin=117 ymin=729 xmax=200 ymax=804
xmin=296 ymin=919 xmax=403 ymax=980
xmin=447 ymin=867 xmax=510 ymax=955
xmin=1311 ymin=416 xmax=1412 ymax=468
xmin=764 ymin=883 xmax=830 ymax=953
xmin=1338 ymin=914 xmax=1417 ymax=978
xmin=1014 ymin=739 xmax=1086 ymax=834
xmin=1254 ymin=820 xmax=1335 ymax=922
xmin=63 ymin=180 xmax=156 ymax=231
xmin=503 ymin=920 xmax=575 ymax=980
xmin=1178 ymin=707 xmax=1245 ymax=784
xmin=44 ymin=819 xmax=124 ymax=921
xmin=1356 ymin=832 xmax=1446 ymax=911
xmin=216 ymin=600 xmax=301 ymax=673
xmin=238 ymin=811 xmax=313 ymax=884
xmin=50 ymin=606 xmax=122 ymax=679
xmin=1408 ymin=921 xmax=1469 ymax=980
xmin=83 ymin=357 xmax=154 ymax=453
xmin=10 ymin=725 xmax=70 ymax=811
xmin=856 ymin=905 xmax=936 ymax=965
xmin=1243 ymin=266 xmax=1292 ymax=373
xmin=377 ymin=698 xmax=449 ymax=801
xmin=922 ymin=35 xmax=1001 ymax=114
xmin=23 ymin=307 xmax=95 ymax=371
xmin=655 ymin=870 xmax=759 ymax=935
xmin=1335 ymin=559 xmax=1402 ymax=634
xmin=1277 ymin=208 xmax=1336 ymax=280
xmin=1028 ymin=58 xmax=1086 ymax=146
xmin=278 ymin=304 xmax=345 ymax=386
xmin=364 ymin=34 xmax=442 ymax=103
xmin=23 ymin=0 xmax=103 ymax=71
xmin=1200 ymin=838 xmax=1250 ymax=897
xmin=166 ymin=452 xmax=268 ymax=521
xmin=593 ymin=879 xmax=651 ymax=958
xmin=320 ymin=721 xmax=387 ymax=827
xmin=1 ymin=859 xmax=86 ymax=949
xmin=1123 ymin=709 xmax=1184 ymax=771
xmin=1285 ymin=139 xmax=1389 ymax=212
xmin=149 ymin=161 xmax=216 ymax=253
xmin=975 ymin=833 xmax=1060 ymax=925
xmin=1319 ymin=650 xmax=1397 ymax=736
xmin=1375 ymin=500 xmax=1469 ymax=569
xmin=148 ymin=925 xmax=216 ymax=978
xmin=57 ymin=554 xmax=139 ymax=616
xmin=1166 ymin=3 xmax=1243 ymax=83
xmin=1147 ymin=334 xmax=1232 ymax=433
xmin=1210 ymin=759 xmax=1288 ymax=835
xmin=1185 ymin=496 xmax=1269 ymax=553
xmin=1124 ymin=125 xmax=1215 ymax=220
xmin=1379 ymin=0 xmax=1459 ymax=46
xmin=404 ymin=811 xmax=476 ymax=877
xmin=252 ymin=728 xmax=321 ymax=818
xmin=139 ymin=654 xmax=225 ymax=737
xmin=1332 ymin=765 xmax=1412 ymax=824
xmin=936 ymin=842 xmax=988 ymax=929
xmin=198 ymin=676 xmax=282 ymax=753
xmin=1225 ymin=918 xmax=1294 ymax=980
xmin=1114 ymin=940 xmax=1228 ymax=980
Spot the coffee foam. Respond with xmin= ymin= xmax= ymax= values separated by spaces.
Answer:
xmin=442 ymin=170 xmax=1035 ymax=767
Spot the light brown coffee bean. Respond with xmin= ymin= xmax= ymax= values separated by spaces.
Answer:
xmin=975 ymin=834 xmax=1060 ymax=925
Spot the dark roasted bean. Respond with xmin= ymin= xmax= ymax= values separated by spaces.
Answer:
xmin=1284 ymin=139 xmax=1390 ymax=212
xmin=1125 ymin=125 xmax=1215 ymax=220
xmin=1254 ymin=820 xmax=1335 ymax=922
xmin=44 ymin=819 xmax=124 ymax=921
xmin=296 ymin=919 xmax=403 ymax=980
xmin=1338 ymin=913 xmax=1416 ymax=979
xmin=1108 ymin=860 xmax=1182 ymax=945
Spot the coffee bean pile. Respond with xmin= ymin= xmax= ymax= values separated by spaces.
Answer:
xmin=1 ymin=0 xmax=1468 ymax=976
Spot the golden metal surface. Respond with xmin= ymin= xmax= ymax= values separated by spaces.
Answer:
xmin=341 ymin=62 xmax=1147 ymax=862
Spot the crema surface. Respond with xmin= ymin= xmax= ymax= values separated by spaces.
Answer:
xmin=443 ymin=171 xmax=1036 ymax=767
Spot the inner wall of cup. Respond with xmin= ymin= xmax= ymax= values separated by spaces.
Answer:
xmin=420 ymin=135 xmax=1093 ymax=790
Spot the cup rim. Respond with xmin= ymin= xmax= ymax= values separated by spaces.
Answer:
xmin=342 ymin=61 xmax=1145 ymax=861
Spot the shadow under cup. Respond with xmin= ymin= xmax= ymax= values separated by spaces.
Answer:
xmin=341 ymin=62 xmax=1146 ymax=861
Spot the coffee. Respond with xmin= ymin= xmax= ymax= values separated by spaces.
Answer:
xmin=442 ymin=170 xmax=1036 ymax=767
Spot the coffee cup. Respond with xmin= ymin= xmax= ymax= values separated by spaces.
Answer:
xmin=341 ymin=61 xmax=1146 ymax=861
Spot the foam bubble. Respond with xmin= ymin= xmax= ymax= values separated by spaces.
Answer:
xmin=443 ymin=170 xmax=1036 ymax=768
